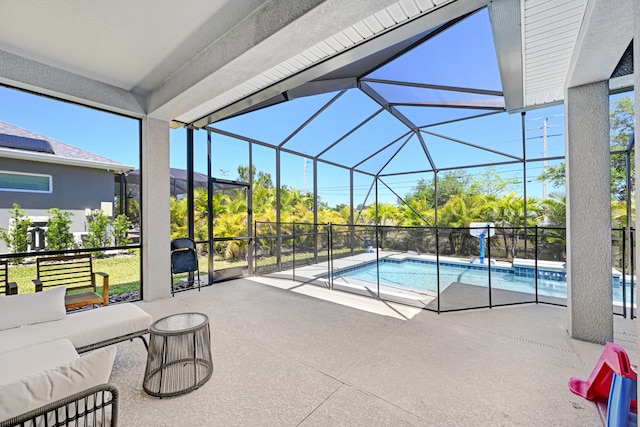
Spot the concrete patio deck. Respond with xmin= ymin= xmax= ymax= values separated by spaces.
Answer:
xmin=110 ymin=277 xmax=637 ymax=426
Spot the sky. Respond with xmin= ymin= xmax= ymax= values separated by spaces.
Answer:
xmin=0 ymin=88 xmax=140 ymax=169
xmin=0 ymin=8 xmax=633 ymax=208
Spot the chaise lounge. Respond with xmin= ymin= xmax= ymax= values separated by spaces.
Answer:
xmin=0 ymin=287 xmax=152 ymax=425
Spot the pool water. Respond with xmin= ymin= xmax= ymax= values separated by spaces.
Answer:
xmin=336 ymin=259 xmax=636 ymax=305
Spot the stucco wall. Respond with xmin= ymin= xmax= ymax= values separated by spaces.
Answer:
xmin=0 ymin=158 xmax=116 ymax=252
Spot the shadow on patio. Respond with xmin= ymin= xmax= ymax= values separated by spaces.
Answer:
xmin=112 ymin=279 xmax=636 ymax=426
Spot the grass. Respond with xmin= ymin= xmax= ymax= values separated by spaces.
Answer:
xmin=5 ymin=247 xmax=357 ymax=296
xmin=6 ymin=250 xmax=252 ymax=295
xmin=7 ymin=250 xmax=142 ymax=295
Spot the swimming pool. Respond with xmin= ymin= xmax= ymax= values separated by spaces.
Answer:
xmin=334 ymin=258 xmax=636 ymax=305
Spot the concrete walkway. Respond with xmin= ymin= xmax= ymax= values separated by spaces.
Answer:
xmin=110 ymin=278 xmax=637 ymax=426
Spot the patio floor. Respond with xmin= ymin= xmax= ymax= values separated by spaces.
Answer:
xmin=110 ymin=277 xmax=637 ymax=426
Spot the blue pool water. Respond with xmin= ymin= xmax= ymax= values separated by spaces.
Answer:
xmin=335 ymin=259 xmax=636 ymax=306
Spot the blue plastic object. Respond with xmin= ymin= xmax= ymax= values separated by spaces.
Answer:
xmin=607 ymin=373 xmax=638 ymax=427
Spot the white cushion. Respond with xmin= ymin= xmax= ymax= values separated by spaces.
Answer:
xmin=0 ymin=287 xmax=66 ymax=331
xmin=0 ymin=339 xmax=78 ymax=386
xmin=0 ymin=345 xmax=116 ymax=422
xmin=0 ymin=303 xmax=152 ymax=354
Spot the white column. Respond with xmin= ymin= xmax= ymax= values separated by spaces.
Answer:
xmin=141 ymin=117 xmax=171 ymax=301
xmin=565 ymin=80 xmax=612 ymax=344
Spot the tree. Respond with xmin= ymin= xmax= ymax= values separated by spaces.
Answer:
xmin=436 ymin=171 xmax=471 ymax=206
xmin=539 ymin=193 xmax=567 ymax=259
xmin=611 ymin=96 xmax=634 ymax=146
xmin=214 ymin=211 xmax=248 ymax=260
xmin=115 ymin=193 xmax=140 ymax=227
xmin=404 ymin=178 xmax=434 ymax=208
xmin=112 ymin=214 xmax=133 ymax=246
xmin=46 ymin=208 xmax=75 ymax=250
xmin=237 ymin=165 xmax=273 ymax=188
xmin=169 ymin=196 xmax=188 ymax=240
xmin=537 ymin=165 xmax=565 ymax=189
xmin=0 ymin=203 xmax=32 ymax=263
xmin=438 ymin=194 xmax=489 ymax=254
xmin=538 ymin=96 xmax=635 ymax=200
xmin=468 ymin=167 xmax=518 ymax=197
xmin=610 ymin=96 xmax=634 ymax=201
xmin=400 ymin=197 xmax=434 ymax=226
xmin=540 ymin=193 xmax=566 ymax=227
xmin=362 ymin=203 xmax=400 ymax=226
xmin=85 ymin=210 xmax=111 ymax=249
xmin=404 ymin=171 xmax=469 ymax=209
xmin=483 ymin=193 xmax=540 ymax=258
xmin=359 ymin=203 xmax=400 ymax=249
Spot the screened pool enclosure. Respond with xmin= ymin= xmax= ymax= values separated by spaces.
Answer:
xmin=169 ymin=8 xmax=636 ymax=316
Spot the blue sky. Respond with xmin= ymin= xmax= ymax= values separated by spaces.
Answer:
xmin=0 ymin=88 xmax=140 ymax=169
xmin=0 ymin=7 xmax=633 ymax=208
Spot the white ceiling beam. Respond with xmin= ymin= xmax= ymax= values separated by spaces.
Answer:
xmin=566 ymin=0 xmax=634 ymax=88
xmin=0 ymin=50 xmax=145 ymax=117
xmin=146 ymin=0 xmax=341 ymax=121
xmin=191 ymin=0 xmax=490 ymax=127
xmin=488 ymin=0 xmax=524 ymax=112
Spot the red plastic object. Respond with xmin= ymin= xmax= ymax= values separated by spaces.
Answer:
xmin=569 ymin=342 xmax=637 ymax=409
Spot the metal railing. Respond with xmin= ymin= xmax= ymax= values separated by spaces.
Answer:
xmin=252 ymin=222 xmax=636 ymax=318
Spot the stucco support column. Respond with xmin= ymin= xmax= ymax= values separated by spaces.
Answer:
xmin=565 ymin=81 xmax=612 ymax=343
xmin=141 ymin=117 xmax=171 ymax=301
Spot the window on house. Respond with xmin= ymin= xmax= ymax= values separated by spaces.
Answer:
xmin=0 ymin=171 xmax=52 ymax=193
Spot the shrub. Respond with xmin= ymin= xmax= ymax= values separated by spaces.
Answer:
xmin=0 ymin=203 xmax=32 ymax=263
xmin=46 ymin=208 xmax=75 ymax=250
xmin=85 ymin=210 xmax=111 ymax=248
xmin=112 ymin=214 xmax=132 ymax=246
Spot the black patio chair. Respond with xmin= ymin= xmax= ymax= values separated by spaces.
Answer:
xmin=170 ymin=238 xmax=201 ymax=296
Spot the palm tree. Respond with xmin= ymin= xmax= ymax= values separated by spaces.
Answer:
xmin=483 ymin=193 xmax=541 ymax=259
xmin=540 ymin=193 xmax=566 ymax=227
xmin=400 ymin=196 xmax=434 ymax=226
xmin=214 ymin=211 xmax=248 ymax=261
xmin=611 ymin=200 xmax=635 ymax=230
xmin=539 ymin=193 xmax=566 ymax=261
xmin=438 ymin=194 xmax=488 ymax=254
xmin=169 ymin=196 xmax=188 ymax=240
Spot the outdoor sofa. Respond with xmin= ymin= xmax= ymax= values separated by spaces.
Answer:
xmin=0 ymin=287 xmax=152 ymax=425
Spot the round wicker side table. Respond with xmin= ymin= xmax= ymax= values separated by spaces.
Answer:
xmin=143 ymin=312 xmax=213 ymax=398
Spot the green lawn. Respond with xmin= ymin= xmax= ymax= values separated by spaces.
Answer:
xmin=6 ymin=250 xmax=250 ymax=295
xmin=5 ymin=247 xmax=356 ymax=296
xmin=7 ymin=250 xmax=143 ymax=295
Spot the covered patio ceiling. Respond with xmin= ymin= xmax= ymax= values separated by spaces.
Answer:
xmin=202 ymin=2 xmax=634 ymax=177
xmin=206 ymin=7 xmax=522 ymax=177
xmin=0 ymin=0 xmax=633 ymax=133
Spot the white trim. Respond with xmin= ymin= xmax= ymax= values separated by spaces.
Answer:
xmin=0 ymin=170 xmax=52 ymax=194
xmin=0 ymin=147 xmax=134 ymax=174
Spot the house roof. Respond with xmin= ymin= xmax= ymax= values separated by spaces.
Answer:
xmin=0 ymin=120 xmax=134 ymax=173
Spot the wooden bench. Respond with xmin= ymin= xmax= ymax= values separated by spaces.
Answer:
xmin=0 ymin=260 xmax=17 ymax=296
xmin=34 ymin=254 xmax=108 ymax=310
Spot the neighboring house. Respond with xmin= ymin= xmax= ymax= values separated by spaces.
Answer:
xmin=0 ymin=120 xmax=133 ymax=252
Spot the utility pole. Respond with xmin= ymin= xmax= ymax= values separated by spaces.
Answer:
xmin=526 ymin=114 xmax=562 ymax=201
